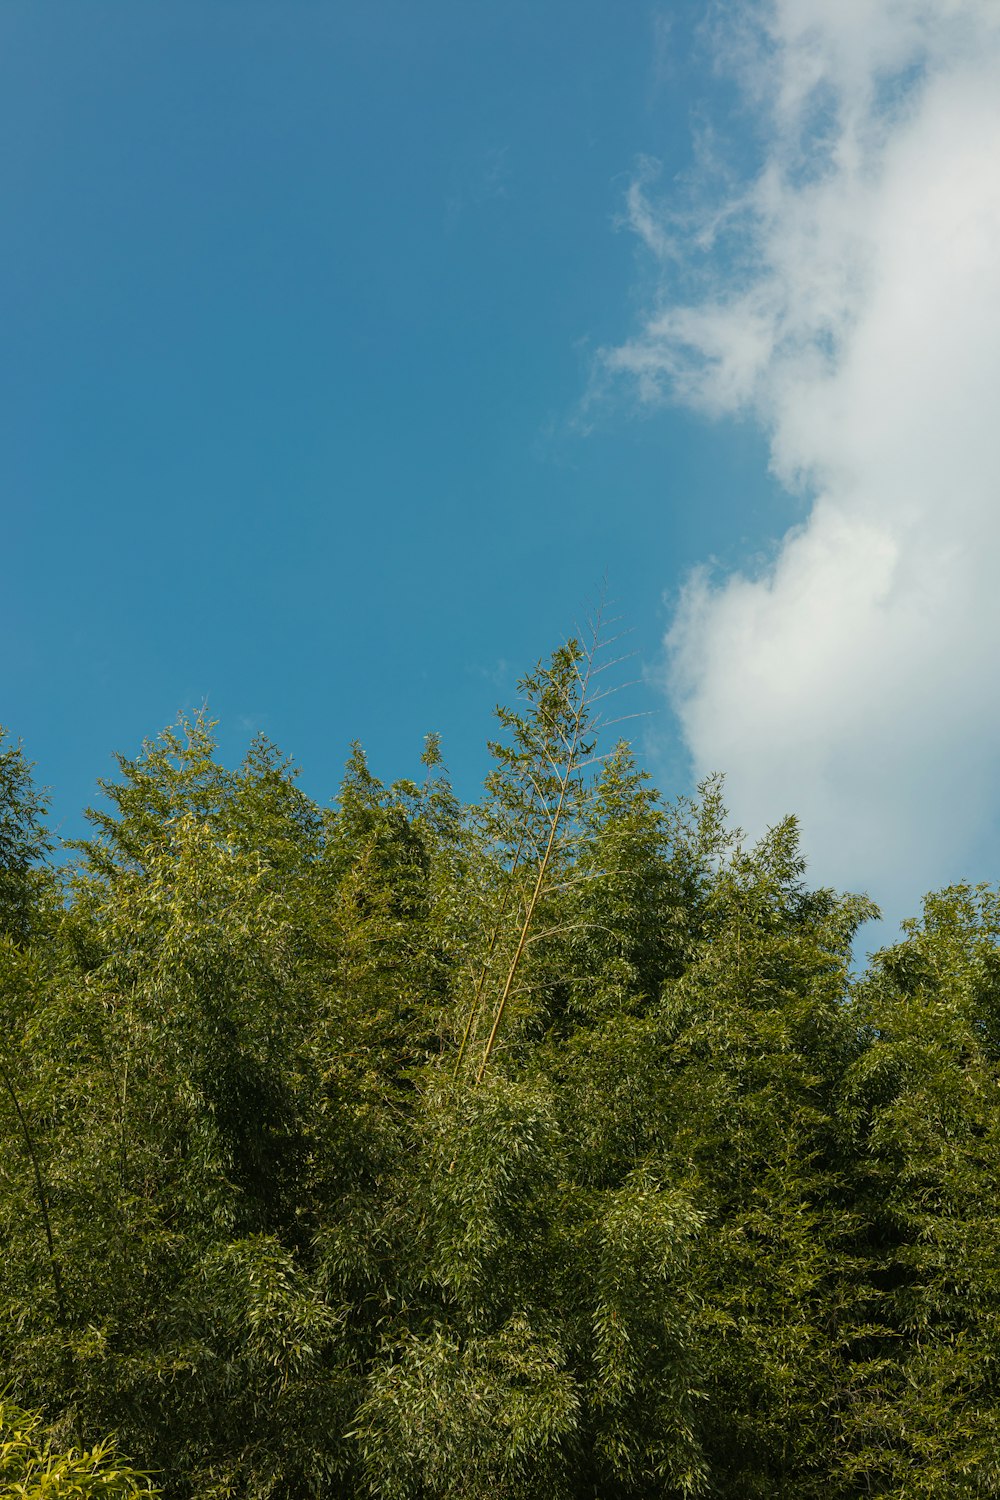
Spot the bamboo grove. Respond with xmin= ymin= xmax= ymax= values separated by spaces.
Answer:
xmin=3 ymin=629 xmax=1000 ymax=1497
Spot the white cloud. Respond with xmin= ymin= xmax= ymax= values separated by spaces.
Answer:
xmin=611 ymin=0 xmax=1000 ymax=930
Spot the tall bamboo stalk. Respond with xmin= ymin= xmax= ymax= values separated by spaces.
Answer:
xmin=0 ymin=1052 xmax=76 ymax=1393
xmin=475 ymin=632 xmax=599 ymax=1083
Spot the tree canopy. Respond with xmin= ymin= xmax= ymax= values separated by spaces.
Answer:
xmin=1 ymin=634 xmax=997 ymax=1497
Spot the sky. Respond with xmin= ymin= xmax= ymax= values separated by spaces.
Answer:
xmin=3 ymin=1 xmax=999 ymax=951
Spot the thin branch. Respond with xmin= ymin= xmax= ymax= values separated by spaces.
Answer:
xmin=522 ymin=919 xmax=600 ymax=947
xmin=592 ymin=710 xmax=654 ymax=733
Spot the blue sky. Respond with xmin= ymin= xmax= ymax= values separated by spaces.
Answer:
xmin=3 ymin=6 xmax=783 ymax=816
xmin=5 ymin=2 xmax=1000 ymax=942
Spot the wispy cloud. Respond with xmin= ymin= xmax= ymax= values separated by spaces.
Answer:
xmin=608 ymin=0 xmax=1000 ymax=928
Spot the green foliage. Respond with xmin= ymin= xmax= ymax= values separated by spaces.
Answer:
xmin=0 ymin=728 xmax=52 ymax=944
xmin=357 ymin=1318 xmax=579 ymax=1500
xmin=839 ymin=885 xmax=1000 ymax=1496
xmin=4 ymin=634 xmax=1000 ymax=1495
xmin=0 ymin=1394 xmax=157 ymax=1496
